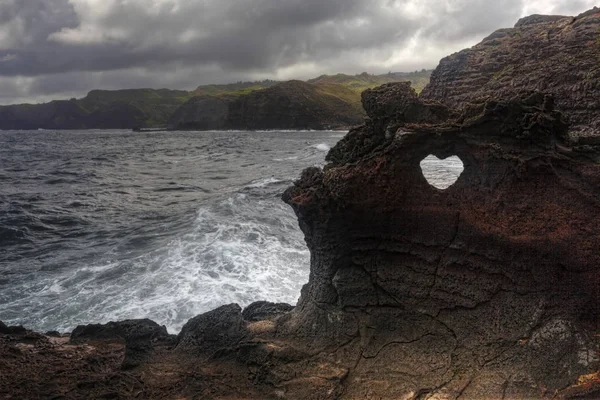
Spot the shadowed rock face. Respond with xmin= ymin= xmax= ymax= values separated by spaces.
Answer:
xmin=2 ymin=8 xmax=600 ymax=399
xmin=281 ymin=83 xmax=600 ymax=398
xmin=421 ymin=7 xmax=600 ymax=140
xmin=2 ymin=86 xmax=598 ymax=400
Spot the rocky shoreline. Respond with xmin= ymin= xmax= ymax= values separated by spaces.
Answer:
xmin=2 ymin=7 xmax=600 ymax=400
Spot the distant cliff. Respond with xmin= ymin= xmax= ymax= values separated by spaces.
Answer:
xmin=0 ymin=71 xmax=431 ymax=131
xmin=421 ymin=7 xmax=600 ymax=140
xmin=0 ymin=89 xmax=192 ymax=130
xmin=169 ymin=80 xmax=365 ymax=130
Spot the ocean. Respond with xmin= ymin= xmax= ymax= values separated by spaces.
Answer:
xmin=0 ymin=129 xmax=463 ymax=333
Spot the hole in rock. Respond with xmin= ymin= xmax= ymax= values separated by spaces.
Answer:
xmin=419 ymin=155 xmax=464 ymax=190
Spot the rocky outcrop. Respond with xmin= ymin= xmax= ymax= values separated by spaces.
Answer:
xmin=70 ymin=319 xmax=173 ymax=369
xmin=177 ymin=304 xmax=247 ymax=355
xmin=421 ymin=7 xmax=600 ymax=140
xmin=5 ymin=84 xmax=596 ymax=399
xmin=242 ymin=301 xmax=294 ymax=322
xmin=2 ymin=8 xmax=600 ymax=400
xmin=276 ymin=82 xmax=600 ymax=398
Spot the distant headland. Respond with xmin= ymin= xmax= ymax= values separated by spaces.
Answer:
xmin=0 ymin=71 xmax=431 ymax=131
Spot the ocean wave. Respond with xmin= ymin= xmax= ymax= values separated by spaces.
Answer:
xmin=0 ymin=192 xmax=308 ymax=333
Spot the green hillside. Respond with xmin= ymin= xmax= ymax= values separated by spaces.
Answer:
xmin=172 ymin=80 xmax=365 ymax=130
xmin=192 ymin=70 xmax=432 ymax=99
xmin=192 ymin=81 xmax=279 ymax=97
xmin=308 ymin=70 xmax=432 ymax=94
xmin=77 ymin=89 xmax=193 ymax=127
xmin=0 ymin=70 xmax=432 ymax=130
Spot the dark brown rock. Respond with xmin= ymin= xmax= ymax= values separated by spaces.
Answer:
xmin=0 ymin=321 xmax=27 ymax=335
xmin=71 ymin=319 xmax=171 ymax=369
xmin=177 ymin=304 xmax=247 ymax=354
xmin=281 ymin=88 xmax=600 ymax=398
xmin=421 ymin=7 xmax=600 ymax=139
xmin=242 ymin=301 xmax=294 ymax=322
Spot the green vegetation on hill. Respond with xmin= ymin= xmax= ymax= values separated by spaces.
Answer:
xmin=309 ymin=70 xmax=432 ymax=94
xmin=192 ymin=70 xmax=433 ymax=99
xmin=0 ymin=89 xmax=194 ymax=130
xmin=193 ymin=80 xmax=279 ymax=97
xmin=0 ymin=70 xmax=432 ymax=130
xmin=170 ymin=80 xmax=366 ymax=130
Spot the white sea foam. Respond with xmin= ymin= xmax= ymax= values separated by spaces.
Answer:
xmin=273 ymin=156 xmax=299 ymax=162
xmin=13 ymin=192 xmax=308 ymax=334
xmin=313 ymin=143 xmax=331 ymax=152
xmin=246 ymin=177 xmax=286 ymax=188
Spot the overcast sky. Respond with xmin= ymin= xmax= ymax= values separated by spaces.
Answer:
xmin=0 ymin=0 xmax=597 ymax=104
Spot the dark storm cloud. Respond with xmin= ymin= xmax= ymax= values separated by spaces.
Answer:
xmin=0 ymin=0 xmax=419 ymax=76
xmin=0 ymin=0 xmax=78 ymax=47
xmin=0 ymin=0 xmax=597 ymax=104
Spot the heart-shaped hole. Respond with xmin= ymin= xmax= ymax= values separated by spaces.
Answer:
xmin=419 ymin=155 xmax=464 ymax=190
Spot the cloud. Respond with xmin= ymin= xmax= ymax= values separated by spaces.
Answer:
xmin=0 ymin=0 xmax=597 ymax=104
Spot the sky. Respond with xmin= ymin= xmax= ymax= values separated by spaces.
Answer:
xmin=0 ymin=0 xmax=597 ymax=105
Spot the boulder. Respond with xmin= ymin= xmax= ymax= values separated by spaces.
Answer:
xmin=71 ymin=319 xmax=171 ymax=369
xmin=177 ymin=304 xmax=246 ymax=353
xmin=242 ymin=301 xmax=294 ymax=322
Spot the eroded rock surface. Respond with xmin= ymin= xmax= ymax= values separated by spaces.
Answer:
xmin=2 ymin=8 xmax=600 ymax=400
xmin=279 ymin=83 xmax=600 ymax=398
xmin=70 ymin=319 xmax=173 ymax=369
xmin=1 ymin=90 xmax=599 ymax=399
xmin=420 ymin=7 xmax=600 ymax=140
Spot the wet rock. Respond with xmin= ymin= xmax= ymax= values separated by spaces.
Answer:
xmin=242 ymin=301 xmax=294 ymax=322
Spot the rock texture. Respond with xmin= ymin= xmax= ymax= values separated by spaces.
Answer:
xmin=2 ymin=8 xmax=600 ymax=400
xmin=242 ymin=301 xmax=295 ymax=322
xmin=70 ymin=319 xmax=173 ymax=369
xmin=3 ymin=83 xmax=597 ymax=399
xmin=279 ymin=82 xmax=600 ymax=398
xmin=421 ymin=7 xmax=600 ymax=140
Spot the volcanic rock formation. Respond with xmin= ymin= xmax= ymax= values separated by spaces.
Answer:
xmin=4 ymin=81 xmax=598 ymax=400
xmin=421 ymin=7 xmax=600 ymax=140
xmin=278 ymin=83 xmax=600 ymax=398
xmin=2 ymin=7 xmax=600 ymax=400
